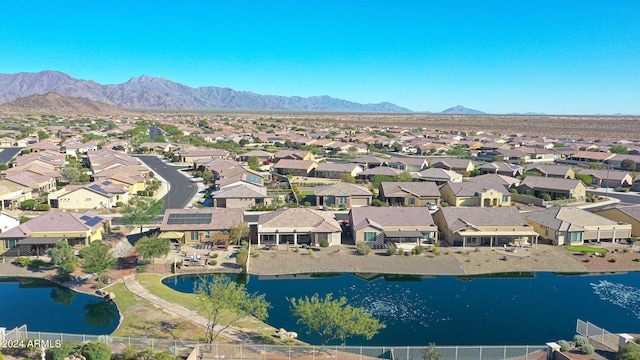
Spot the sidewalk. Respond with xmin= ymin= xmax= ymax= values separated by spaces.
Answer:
xmin=121 ymin=275 xmax=255 ymax=344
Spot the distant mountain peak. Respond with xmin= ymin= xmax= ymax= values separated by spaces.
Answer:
xmin=440 ymin=105 xmax=486 ymax=114
xmin=0 ymin=70 xmax=412 ymax=113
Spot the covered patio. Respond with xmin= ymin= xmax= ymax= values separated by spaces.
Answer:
xmin=453 ymin=230 xmax=539 ymax=249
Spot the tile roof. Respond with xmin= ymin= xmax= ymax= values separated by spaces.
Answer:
xmin=273 ymin=159 xmax=316 ymax=170
xmin=519 ymin=176 xmax=583 ymax=191
xmin=380 ymin=182 xmax=440 ymax=197
xmin=211 ymin=184 xmax=267 ymax=198
xmin=444 ymin=181 xmax=511 ymax=196
xmin=357 ymin=167 xmax=404 ymax=177
xmin=258 ymin=208 xmax=341 ymax=232
xmin=160 ymin=208 xmax=244 ymax=231
xmin=314 ymin=183 xmax=373 ymax=197
xmin=315 ymin=163 xmax=361 ymax=172
xmin=438 ymin=207 xmax=528 ymax=230
xmin=0 ymin=211 xmax=107 ymax=239
xmin=350 ymin=207 xmax=436 ymax=231
xmin=523 ymin=207 xmax=619 ymax=231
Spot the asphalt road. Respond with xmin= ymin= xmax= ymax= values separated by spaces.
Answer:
xmin=0 ymin=147 xmax=24 ymax=164
xmin=586 ymin=189 xmax=640 ymax=211
xmin=135 ymin=155 xmax=198 ymax=212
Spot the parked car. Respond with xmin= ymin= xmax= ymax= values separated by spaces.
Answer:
xmin=426 ymin=202 xmax=438 ymax=211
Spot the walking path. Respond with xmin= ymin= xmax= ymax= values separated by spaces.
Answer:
xmin=121 ymin=274 xmax=255 ymax=344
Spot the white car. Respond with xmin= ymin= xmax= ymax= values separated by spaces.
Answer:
xmin=426 ymin=202 xmax=438 ymax=211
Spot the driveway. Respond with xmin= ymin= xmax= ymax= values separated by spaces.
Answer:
xmin=136 ymin=155 xmax=198 ymax=212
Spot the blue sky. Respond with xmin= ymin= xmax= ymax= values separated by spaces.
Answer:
xmin=1 ymin=1 xmax=639 ymax=114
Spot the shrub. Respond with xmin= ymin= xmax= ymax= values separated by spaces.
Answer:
xmin=212 ymin=253 xmax=219 ymax=258
xmin=614 ymin=186 xmax=630 ymax=192
xmin=433 ymin=250 xmax=441 ymax=256
xmin=29 ymin=259 xmax=46 ymax=269
xmin=441 ymin=202 xmax=449 ymax=207
xmin=356 ymin=242 xmax=372 ymax=255
xmin=371 ymin=199 xmax=384 ymax=207
xmin=236 ymin=252 xmax=248 ymax=266
xmin=112 ymin=226 xmax=121 ymax=231
xmin=15 ymin=257 xmax=33 ymax=267
xmin=574 ymin=335 xmax=589 ymax=348
xmin=209 ymin=259 xmax=217 ymax=266
xmin=580 ymin=343 xmax=594 ymax=355
xmin=307 ymin=249 xmax=313 ymax=255
xmin=319 ymin=238 xmax=330 ymax=248
xmin=20 ymin=199 xmax=38 ymax=210
xmin=398 ymin=247 xmax=405 ymax=256
xmin=115 ymin=201 xmax=124 ymax=207
xmin=386 ymin=247 xmax=396 ymax=256
xmin=623 ymin=248 xmax=630 ymax=253
xmin=414 ymin=245 xmax=425 ymax=254
xmin=35 ymin=204 xmax=51 ymax=211
xmin=502 ymin=255 xmax=509 ymax=261
xmin=293 ymin=247 xmax=299 ymax=252
xmin=557 ymin=340 xmax=571 ymax=352
xmin=540 ymin=193 xmax=552 ymax=201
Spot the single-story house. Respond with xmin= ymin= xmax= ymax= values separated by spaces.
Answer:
xmin=430 ymin=159 xmax=475 ymax=173
xmin=274 ymin=150 xmax=315 ymax=162
xmin=516 ymin=177 xmax=587 ymax=201
xmin=257 ymin=208 xmax=342 ymax=247
xmin=49 ymin=180 xmax=130 ymax=210
xmin=433 ymin=207 xmax=538 ymax=247
xmin=413 ymin=168 xmax=463 ymax=184
xmin=388 ymin=157 xmax=429 ymax=172
xmin=355 ymin=166 xmax=404 ymax=181
xmin=379 ymin=182 xmax=441 ymax=207
xmin=579 ymin=169 xmax=633 ymax=188
xmin=523 ymin=207 xmax=632 ymax=245
xmin=477 ymin=162 xmax=523 ymax=177
xmin=524 ymin=165 xmax=575 ymax=179
xmin=177 ymin=149 xmax=230 ymax=165
xmin=313 ymin=163 xmax=363 ymax=179
xmin=314 ymin=183 xmax=373 ymax=208
xmin=349 ymin=207 xmax=438 ymax=249
xmin=211 ymin=184 xmax=269 ymax=209
xmin=594 ymin=205 xmax=640 ymax=237
xmin=439 ymin=181 xmax=512 ymax=207
xmin=0 ymin=212 xmax=20 ymax=248
xmin=352 ymin=155 xmax=389 ymax=169
xmin=0 ymin=183 xmax=30 ymax=211
xmin=237 ymin=150 xmax=274 ymax=163
xmin=0 ymin=211 xmax=110 ymax=255
xmin=273 ymin=159 xmax=318 ymax=177
xmin=159 ymin=208 xmax=244 ymax=247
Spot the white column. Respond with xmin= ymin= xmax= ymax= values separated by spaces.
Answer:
xmin=612 ymin=228 xmax=616 ymax=243
xmin=293 ymin=233 xmax=298 ymax=246
xmin=275 ymin=233 xmax=280 ymax=246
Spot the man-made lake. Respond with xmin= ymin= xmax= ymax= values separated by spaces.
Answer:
xmin=163 ymin=272 xmax=640 ymax=346
xmin=0 ymin=277 xmax=119 ymax=334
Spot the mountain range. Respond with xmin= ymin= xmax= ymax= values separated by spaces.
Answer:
xmin=0 ymin=70 xmax=416 ymax=113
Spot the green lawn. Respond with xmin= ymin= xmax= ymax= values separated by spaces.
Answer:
xmin=565 ymin=245 xmax=609 ymax=253
xmin=135 ymin=274 xmax=280 ymax=332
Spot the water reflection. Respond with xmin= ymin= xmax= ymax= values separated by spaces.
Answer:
xmin=84 ymin=301 xmax=119 ymax=330
xmin=50 ymin=287 xmax=76 ymax=306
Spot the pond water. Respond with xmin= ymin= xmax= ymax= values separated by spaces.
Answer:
xmin=163 ymin=272 xmax=640 ymax=346
xmin=0 ymin=277 xmax=119 ymax=334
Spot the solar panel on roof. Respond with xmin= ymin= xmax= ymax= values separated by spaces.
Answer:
xmin=85 ymin=217 xmax=103 ymax=226
xmin=246 ymin=175 xmax=262 ymax=184
xmin=103 ymin=180 xmax=112 ymax=185
xmin=80 ymin=215 xmax=91 ymax=221
xmin=89 ymin=184 xmax=109 ymax=194
xmin=167 ymin=213 xmax=212 ymax=225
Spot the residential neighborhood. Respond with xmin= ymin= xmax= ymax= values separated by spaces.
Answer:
xmin=1 ymin=114 xmax=640 ymax=260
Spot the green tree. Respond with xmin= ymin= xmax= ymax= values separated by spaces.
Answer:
xmin=393 ymin=171 xmax=413 ymax=182
xmin=61 ymin=166 xmax=83 ymax=184
xmin=610 ymin=145 xmax=629 ymax=154
xmin=339 ymin=173 xmax=356 ymax=183
xmin=122 ymin=198 xmax=165 ymax=234
xmin=195 ymin=275 xmax=270 ymax=342
xmin=617 ymin=344 xmax=640 ymax=360
xmin=247 ymin=156 xmax=260 ymax=171
xmin=588 ymin=162 xmax=605 ymax=169
xmin=446 ymin=147 xmax=468 ymax=158
xmin=79 ymin=241 xmax=117 ymax=275
xmin=50 ymin=287 xmax=76 ymax=306
xmin=58 ymin=260 xmax=77 ymax=281
xmin=371 ymin=174 xmax=393 ymax=188
xmin=575 ymin=173 xmax=593 ymax=185
xmin=421 ymin=343 xmax=442 ymax=360
xmin=229 ymin=222 xmax=249 ymax=247
xmin=290 ymin=293 xmax=385 ymax=345
xmin=621 ymin=159 xmax=637 ymax=171
xmin=80 ymin=341 xmax=111 ymax=360
xmin=37 ymin=130 xmax=50 ymax=141
xmin=135 ymin=235 xmax=171 ymax=268
xmin=48 ymin=239 xmax=76 ymax=265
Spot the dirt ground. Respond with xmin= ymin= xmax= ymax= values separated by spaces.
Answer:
xmin=249 ymin=243 xmax=640 ymax=276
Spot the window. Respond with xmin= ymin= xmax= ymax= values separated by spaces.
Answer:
xmin=364 ymin=232 xmax=377 ymax=242
xmin=338 ymin=197 xmax=347 ymax=205
xmin=205 ymin=231 xmax=210 ymax=239
xmin=191 ymin=231 xmax=199 ymax=241
xmin=5 ymin=239 xmax=17 ymax=249
xmin=408 ymin=198 xmax=416 ymax=205
xmin=502 ymin=196 xmax=509 ymax=203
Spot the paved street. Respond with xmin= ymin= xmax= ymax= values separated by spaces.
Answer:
xmin=586 ymin=189 xmax=640 ymax=211
xmin=135 ymin=155 xmax=199 ymax=212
